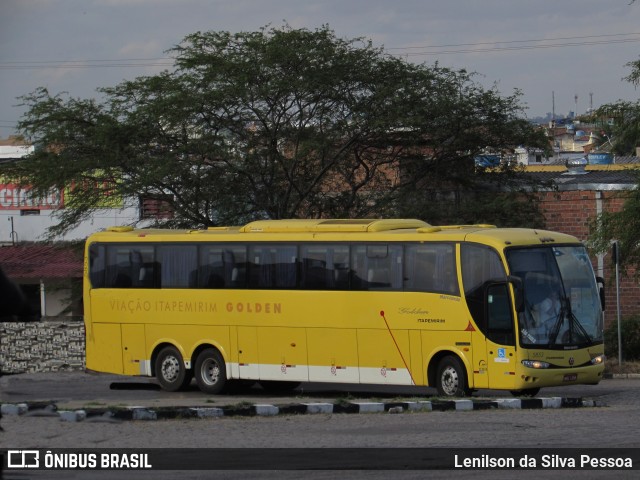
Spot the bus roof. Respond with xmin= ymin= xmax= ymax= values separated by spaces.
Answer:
xmin=239 ymin=218 xmax=430 ymax=233
xmin=89 ymin=220 xmax=581 ymax=250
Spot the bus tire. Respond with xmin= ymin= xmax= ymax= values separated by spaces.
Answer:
xmin=194 ymin=348 xmax=227 ymax=394
xmin=436 ymin=355 xmax=469 ymax=397
xmin=155 ymin=346 xmax=191 ymax=392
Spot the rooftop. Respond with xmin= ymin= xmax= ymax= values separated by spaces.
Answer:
xmin=0 ymin=244 xmax=83 ymax=281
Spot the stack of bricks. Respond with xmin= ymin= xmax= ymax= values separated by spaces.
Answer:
xmin=0 ymin=318 xmax=85 ymax=374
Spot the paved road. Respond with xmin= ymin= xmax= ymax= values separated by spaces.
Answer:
xmin=0 ymin=370 xmax=628 ymax=409
xmin=1 ymin=372 xmax=639 ymax=480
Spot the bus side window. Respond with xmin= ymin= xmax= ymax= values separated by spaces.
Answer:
xmin=89 ymin=244 xmax=106 ymax=288
xmin=461 ymin=244 xmax=510 ymax=342
xmin=158 ymin=245 xmax=197 ymax=288
xmin=248 ymin=245 xmax=297 ymax=289
xmin=433 ymin=244 xmax=458 ymax=295
xmin=405 ymin=244 xmax=457 ymax=295
xmin=487 ymin=284 xmax=515 ymax=346
xmin=199 ymin=246 xmax=247 ymax=289
xmin=351 ymin=245 xmax=402 ymax=291
xmin=405 ymin=245 xmax=436 ymax=292
xmin=105 ymin=245 xmax=155 ymax=288
xmin=300 ymin=244 xmax=351 ymax=290
xmin=130 ymin=247 xmax=156 ymax=288
xmin=301 ymin=245 xmax=332 ymax=289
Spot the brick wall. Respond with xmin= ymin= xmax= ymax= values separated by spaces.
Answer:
xmin=538 ymin=191 xmax=596 ymax=238
xmin=537 ymin=189 xmax=640 ymax=320
xmin=0 ymin=318 xmax=85 ymax=374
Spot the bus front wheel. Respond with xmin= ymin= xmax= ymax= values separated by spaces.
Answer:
xmin=155 ymin=346 xmax=192 ymax=392
xmin=436 ymin=356 xmax=469 ymax=397
xmin=194 ymin=348 xmax=227 ymax=394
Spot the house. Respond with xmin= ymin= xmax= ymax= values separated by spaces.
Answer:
xmin=0 ymin=243 xmax=83 ymax=318
xmin=516 ymin=121 xmax=611 ymax=166
xmin=1 ymin=136 xmax=145 ymax=244
xmin=1 ymin=136 xmax=148 ymax=319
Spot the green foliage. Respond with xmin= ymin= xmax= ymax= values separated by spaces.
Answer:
xmin=589 ymin=172 xmax=640 ymax=274
xmin=589 ymin=55 xmax=640 ymax=273
xmin=604 ymin=314 xmax=640 ymax=361
xmin=591 ymin=57 xmax=640 ymax=156
xmin=624 ymin=57 xmax=640 ymax=87
xmin=594 ymin=101 xmax=640 ymax=156
xmin=2 ymin=25 xmax=549 ymax=236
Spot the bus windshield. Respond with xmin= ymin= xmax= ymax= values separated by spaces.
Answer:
xmin=506 ymin=246 xmax=603 ymax=349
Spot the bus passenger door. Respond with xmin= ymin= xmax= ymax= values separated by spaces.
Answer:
xmin=470 ymin=328 xmax=489 ymax=389
xmin=484 ymin=283 xmax=517 ymax=390
xmin=461 ymin=244 xmax=516 ymax=391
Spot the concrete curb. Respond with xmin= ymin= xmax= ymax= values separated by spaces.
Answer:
xmin=1 ymin=397 xmax=602 ymax=422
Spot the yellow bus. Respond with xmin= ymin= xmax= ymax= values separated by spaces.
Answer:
xmin=83 ymin=219 xmax=605 ymax=397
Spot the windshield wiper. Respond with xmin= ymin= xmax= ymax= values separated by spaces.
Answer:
xmin=548 ymin=297 xmax=592 ymax=345
xmin=567 ymin=309 xmax=593 ymax=344
xmin=548 ymin=298 xmax=566 ymax=346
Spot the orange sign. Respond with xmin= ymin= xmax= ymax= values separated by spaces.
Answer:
xmin=0 ymin=184 xmax=62 ymax=210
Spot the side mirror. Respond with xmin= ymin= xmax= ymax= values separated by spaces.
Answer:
xmin=596 ymin=276 xmax=605 ymax=311
xmin=507 ymin=275 xmax=524 ymax=312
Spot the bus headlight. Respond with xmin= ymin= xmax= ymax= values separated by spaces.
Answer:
xmin=590 ymin=355 xmax=605 ymax=365
xmin=522 ymin=360 xmax=550 ymax=369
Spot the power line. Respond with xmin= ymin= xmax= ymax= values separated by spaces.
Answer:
xmin=385 ymin=32 xmax=640 ymax=51
xmin=1 ymin=32 xmax=640 ymax=70
xmin=0 ymin=58 xmax=174 ymax=70
xmin=393 ymin=37 xmax=640 ymax=57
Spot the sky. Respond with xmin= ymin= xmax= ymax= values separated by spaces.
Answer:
xmin=1 ymin=0 xmax=640 ymax=140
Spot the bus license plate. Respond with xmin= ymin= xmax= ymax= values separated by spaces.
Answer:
xmin=563 ymin=374 xmax=577 ymax=382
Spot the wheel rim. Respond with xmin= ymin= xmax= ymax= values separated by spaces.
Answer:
xmin=441 ymin=365 xmax=459 ymax=396
xmin=161 ymin=355 xmax=181 ymax=383
xmin=200 ymin=358 xmax=221 ymax=386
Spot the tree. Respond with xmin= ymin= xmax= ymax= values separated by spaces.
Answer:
xmin=590 ymin=57 xmax=640 ymax=272
xmin=593 ymin=57 xmax=640 ymax=156
xmin=589 ymin=171 xmax=640 ymax=273
xmin=593 ymin=101 xmax=640 ymax=156
xmin=2 ymin=25 xmax=548 ymax=236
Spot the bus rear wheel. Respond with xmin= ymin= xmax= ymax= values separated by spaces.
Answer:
xmin=155 ymin=346 xmax=192 ymax=392
xmin=436 ymin=356 xmax=469 ymax=397
xmin=194 ymin=348 xmax=227 ymax=394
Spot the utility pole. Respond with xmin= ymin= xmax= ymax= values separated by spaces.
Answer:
xmin=612 ymin=241 xmax=622 ymax=369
